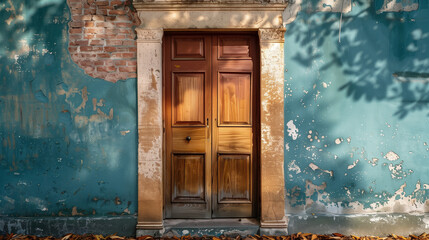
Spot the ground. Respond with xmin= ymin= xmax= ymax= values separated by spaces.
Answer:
xmin=2 ymin=233 xmax=429 ymax=240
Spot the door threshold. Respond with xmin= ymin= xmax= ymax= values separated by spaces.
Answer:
xmin=163 ymin=218 xmax=260 ymax=237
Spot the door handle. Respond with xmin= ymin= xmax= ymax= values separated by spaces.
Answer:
xmin=207 ymin=118 xmax=209 ymax=128
xmin=185 ymin=136 xmax=191 ymax=141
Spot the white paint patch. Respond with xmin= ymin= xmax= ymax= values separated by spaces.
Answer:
xmin=286 ymin=120 xmax=299 ymax=140
xmin=120 ymin=130 xmax=130 ymax=136
xmin=377 ymin=0 xmax=419 ymax=13
xmin=309 ymin=163 xmax=333 ymax=177
xmin=384 ymin=151 xmax=400 ymax=161
xmin=282 ymin=0 xmax=302 ymax=25
xmin=288 ymin=160 xmax=301 ymax=174
xmin=370 ymin=158 xmax=379 ymax=166
xmin=317 ymin=0 xmax=352 ymax=13
xmin=182 ymin=230 xmax=190 ymax=235
xmin=346 ymin=137 xmax=351 ymax=144
xmin=285 ymin=143 xmax=290 ymax=151
xmin=322 ymin=82 xmax=328 ymax=88
xmin=335 ymin=138 xmax=343 ymax=144
xmin=347 ymin=159 xmax=359 ymax=169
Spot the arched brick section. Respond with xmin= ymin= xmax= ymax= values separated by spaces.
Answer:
xmin=67 ymin=0 xmax=140 ymax=82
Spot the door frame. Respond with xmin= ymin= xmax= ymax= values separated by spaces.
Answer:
xmin=133 ymin=0 xmax=288 ymax=235
xmin=163 ymin=32 xmax=260 ymax=219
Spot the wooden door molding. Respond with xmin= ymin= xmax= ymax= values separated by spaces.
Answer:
xmin=134 ymin=0 xmax=288 ymax=236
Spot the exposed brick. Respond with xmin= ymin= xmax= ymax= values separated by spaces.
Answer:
xmin=69 ymin=28 xmax=82 ymax=34
xmin=84 ymin=9 xmax=96 ymax=15
xmin=96 ymin=9 xmax=108 ymax=15
xmin=122 ymin=40 xmax=135 ymax=46
xmin=119 ymin=66 xmax=136 ymax=73
xmin=104 ymin=46 xmax=116 ymax=52
xmin=80 ymin=46 xmax=94 ymax=52
xmin=84 ymin=34 xmax=95 ymax=39
xmin=110 ymin=1 xmax=123 ymax=6
xmin=106 ymin=16 xmax=116 ymax=21
xmin=95 ymin=1 xmax=109 ymax=6
xmin=96 ymin=22 xmax=114 ymax=28
xmin=114 ymin=22 xmax=132 ymax=28
xmin=68 ymin=46 xmax=78 ymax=52
xmin=90 ymin=40 xmax=104 ymax=45
xmin=97 ymin=66 xmax=116 ymax=72
xmin=114 ymin=60 xmax=126 ymax=66
xmin=92 ymin=15 xmax=105 ymax=21
xmin=82 ymin=15 xmax=92 ymax=21
xmin=126 ymin=60 xmax=137 ymax=66
xmin=121 ymin=53 xmax=135 ymax=58
xmin=85 ymin=21 xmax=95 ymax=27
xmin=114 ymin=15 xmax=130 ymax=21
xmin=127 ymin=73 xmax=137 ymax=78
xmin=106 ymin=40 xmax=122 ymax=45
xmin=80 ymin=60 xmax=94 ymax=67
xmin=76 ymin=40 xmax=89 ymax=45
xmin=67 ymin=0 xmax=138 ymax=82
xmin=84 ymin=28 xmax=104 ymax=34
xmin=97 ymin=53 xmax=110 ymax=58
xmin=118 ymin=29 xmax=132 ymax=34
xmin=108 ymin=10 xmax=126 ymax=15
xmin=69 ymin=34 xmax=82 ymax=40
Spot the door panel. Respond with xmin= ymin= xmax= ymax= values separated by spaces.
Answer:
xmin=217 ymin=128 xmax=252 ymax=153
xmin=172 ymin=128 xmax=206 ymax=152
xmin=218 ymin=154 xmax=251 ymax=203
xmin=218 ymin=73 xmax=252 ymax=125
xmin=173 ymin=36 xmax=205 ymax=60
xmin=211 ymin=34 xmax=258 ymax=218
xmin=165 ymin=34 xmax=212 ymax=218
xmin=172 ymin=154 xmax=205 ymax=202
xmin=218 ymin=36 xmax=251 ymax=59
xmin=173 ymin=73 xmax=205 ymax=125
xmin=164 ymin=32 xmax=259 ymax=219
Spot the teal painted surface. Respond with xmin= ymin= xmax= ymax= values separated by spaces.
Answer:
xmin=284 ymin=1 xmax=429 ymax=214
xmin=0 ymin=1 xmax=137 ymax=217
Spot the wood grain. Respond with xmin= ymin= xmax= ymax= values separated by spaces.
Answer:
xmin=172 ymin=154 xmax=205 ymax=202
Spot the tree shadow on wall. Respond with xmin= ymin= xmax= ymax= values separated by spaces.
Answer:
xmin=287 ymin=0 xmax=429 ymax=119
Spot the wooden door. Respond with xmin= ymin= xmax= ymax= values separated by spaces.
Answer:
xmin=164 ymin=32 xmax=259 ymax=219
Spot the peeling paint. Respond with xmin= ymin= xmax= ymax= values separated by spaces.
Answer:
xmin=384 ymin=151 xmax=400 ymax=161
xmin=288 ymin=160 xmax=301 ymax=174
xmin=347 ymin=159 xmax=359 ymax=169
xmin=286 ymin=120 xmax=299 ymax=140
xmin=377 ymin=0 xmax=419 ymax=13
xmin=309 ymin=163 xmax=333 ymax=177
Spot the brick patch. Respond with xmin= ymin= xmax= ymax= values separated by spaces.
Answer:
xmin=67 ymin=0 xmax=140 ymax=82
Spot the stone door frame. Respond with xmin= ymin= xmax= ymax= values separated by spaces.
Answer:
xmin=133 ymin=0 xmax=288 ymax=235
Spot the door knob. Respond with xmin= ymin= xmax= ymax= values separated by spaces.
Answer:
xmin=186 ymin=136 xmax=191 ymax=141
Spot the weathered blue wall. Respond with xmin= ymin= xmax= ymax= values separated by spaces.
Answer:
xmin=0 ymin=0 xmax=137 ymax=219
xmin=284 ymin=0 xmax=429 ymax=215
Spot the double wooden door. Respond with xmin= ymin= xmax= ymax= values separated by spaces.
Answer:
xmin=164 ymin=32 xmax=259 ymax=218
